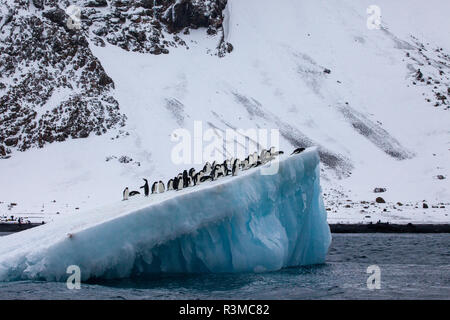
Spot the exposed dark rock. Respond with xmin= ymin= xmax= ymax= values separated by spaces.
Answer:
xmin=86 ymin=0 xmax=108 ymax=7
xmin=42 ymin=8 xmax=67 ymax=28
xmin=375 ymin=197 xmax=386 ymax=203
xmin=374 ymin=187 xmax=387 ymax=193
xmin=437 ymin=175 xmax=446 ymax=180
xmin=423 ymin=203 xmax=429 ymax=209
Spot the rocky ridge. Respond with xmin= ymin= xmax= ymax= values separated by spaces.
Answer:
xmin=0 ymin=0 xmax=230 ymax=158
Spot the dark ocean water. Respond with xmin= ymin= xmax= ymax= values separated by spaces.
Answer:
xmin=0 ymin=234 xmax=448 ymax=299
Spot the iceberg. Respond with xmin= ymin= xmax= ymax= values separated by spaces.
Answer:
xmin=0 ymin=148 xmax=331 ymax=281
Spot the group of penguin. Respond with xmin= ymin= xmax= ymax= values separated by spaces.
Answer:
xmin=122 ymin=147 xmax=306 ymax=201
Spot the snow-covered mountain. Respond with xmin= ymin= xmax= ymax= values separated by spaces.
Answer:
xmin=0 ymin=0 xmax=449 ymax=223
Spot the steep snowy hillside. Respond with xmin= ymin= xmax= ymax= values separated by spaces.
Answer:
xmin=0 ymin=0 xmax=449 ymax=223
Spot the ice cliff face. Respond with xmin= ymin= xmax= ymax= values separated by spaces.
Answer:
xmin=0 ymin=148 xmax=331 ymax=280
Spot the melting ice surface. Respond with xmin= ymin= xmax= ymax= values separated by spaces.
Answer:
xmin=0 ymin=148 xmax=331 ymax=281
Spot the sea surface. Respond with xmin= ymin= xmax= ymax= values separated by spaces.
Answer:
xmin=0 ymin=233 xmax=448 ymax=299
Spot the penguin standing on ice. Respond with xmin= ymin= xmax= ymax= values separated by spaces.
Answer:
xmin=193 ymin=172 xmax=199 ymax=185
xmin=158 ymin=181 xmax=165 ymax=193
xmin=269 ymin=146 xmax=284 ymax=156
xmin=260 ymin=149 xmax=268 ymax=162
xmin=200 ymin=175 xmax=213 ymax=183
xmin=189 ymin=168 xmax=196 ymax=178
xmin=232 ymin=159 xmax=240 ymax=176
xmin=291 ymin=147 xmax=305 ymax=155
xmin=175 ymin=174 xmax=183 ymax=191
xmin=241 ymin=159 xmax=249 ymax=170
xmin=183 ymin=170 xmax=189 ymax=188
xmin=167 ymin=179 xmax=174 ymax=191
xmin=140 ymin=179 xmax=149 ymax=196
xmin=203 ymin=162 xmax=212 ymax=175
xmin=151 ymin=182 xmax=158 ymax=194
xmin=123 ymin=187 xmax=129 ymax=201
xmin=211 ymin=167 xmax=219 ymax=181
xmin=194 ymin=171 xmax=204 ymax=185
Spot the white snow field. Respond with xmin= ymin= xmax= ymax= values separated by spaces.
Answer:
xmin=0 ymin=149 xmax=331 ymax=280
xmin=0 ymin=0 xmax=449 ymax=224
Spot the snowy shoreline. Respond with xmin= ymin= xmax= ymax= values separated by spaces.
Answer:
xmin=2 ymin=222 xmax=449 ymax=235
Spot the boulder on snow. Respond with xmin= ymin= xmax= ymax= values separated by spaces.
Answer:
xmin=375 ymin=197 xmax=386 ymax=203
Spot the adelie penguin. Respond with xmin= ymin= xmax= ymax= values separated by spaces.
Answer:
xmin=203 ymin=162 xmax=212 ymax=175
xmin=167 ymin=179 xmax=174 ymax=191
xmin=193 ymin=173 xmax=199 ymax=185
xmin=200 ymin=175 xmax=213 ymax=183
xmin=151 ymin=182 xmax=158 ymax=194
xmin=291 ymin=147 xmax=306 ymax=155
xmin=232 ymin=159 xmax=240 ymax=176
xmin=183 ymin=170 xmax=189 ymax=188
xmin=122 ymin=187 xmax=129 ymax=201
xmin=175 ymin=174 xmax=183 ymax=191
xmin=158 ymin=181 xmax=165 ymax=193
xmin=140 ymin=178 xmax=149 ymax=196
xmin=129 ymin=190 xmax=140 ymax=197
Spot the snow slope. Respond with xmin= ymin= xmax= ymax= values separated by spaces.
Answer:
xmin=0 ymin=0 xmax=449 ymax=223
xmin=0 ymin=149 xmax=330 ymax=280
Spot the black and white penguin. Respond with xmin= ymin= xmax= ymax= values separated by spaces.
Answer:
xmin=211 ymin=167 xmax=219 ymax=180
xmin=232 ymin=159 xmax=240 ymax=176
xmin=173 ymin=177 xmax=179 ymax=190
xmin=269 ymin=147 xmax=284 ymax=156
xmin=151 ymin=182 xmax=158 ymax=194
xmin=291 ymin=147 xmax=305 ymax=155
xmin=167 ymin=179 xmax=174 ymax=190
xmin=193 ymin=173 xmax=199 ymax=186
xmin=203 ymin=162 xmax=212 ymax=175
xmin=224 ymin=160 xmax=232 ymax=175
xmin=189 ymin=168 xmax=196 ymax=178
xmin=269 ymin=147 xmax=276 ymax=155
xmin=129 ymin=190 xmax=140 ymax=197
xmin=260 ymin=149 xmax=268 ymax=162
xmin=123 ymin=187 xmax=129 ymax=201
xmin=248 ymin=154 xmax=255 ymax=166
xmin=175 ymin=174 xmax=184 ymax=191
xmin=194 ymin=171 xmax=204 ymax=185
xmin=182 ymin=170 xmax=189 ymax=188
xmin=200 ymin=175 xmax=213 ymax=183
xmin=158 ymin=181 xmax=165 ymax=193
xmin=214 ymin=164 xmax=223 ymax=178
xmin=187 ymin=176 xmax=193 ymax=187
xmin=241 ymin=159 xmax=249 ymax=170
xmin=140 ymin=178 xmax=149 ymax=196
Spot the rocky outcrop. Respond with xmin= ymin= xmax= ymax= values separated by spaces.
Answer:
xmin=0 ymin=0 xmax=229 ymax=158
